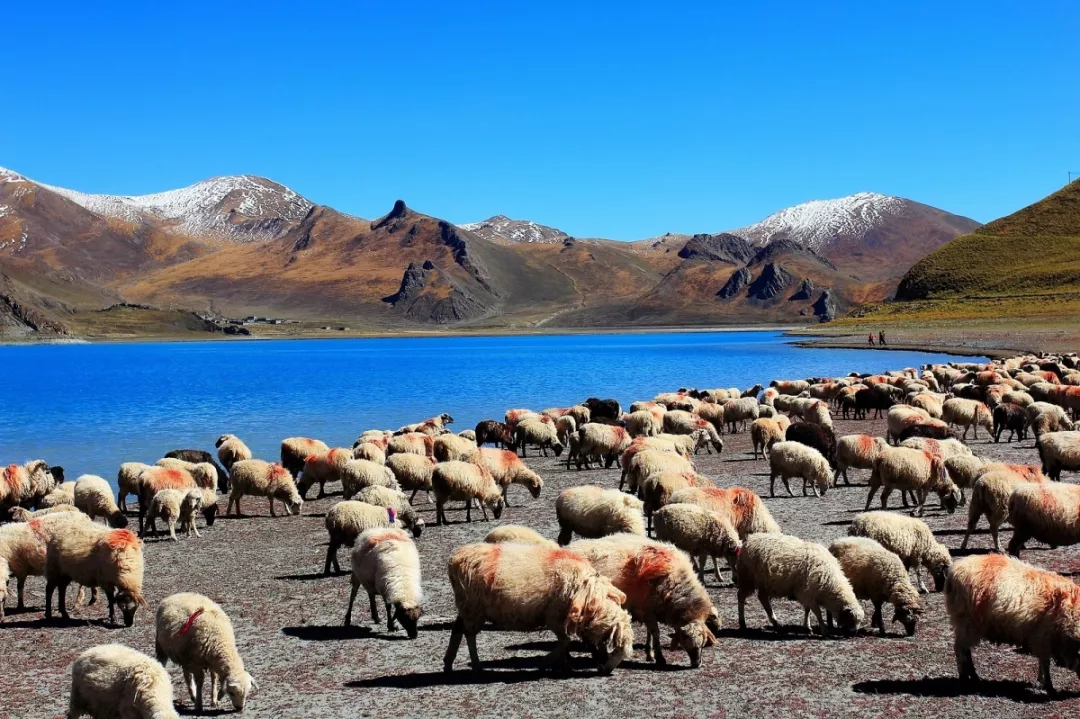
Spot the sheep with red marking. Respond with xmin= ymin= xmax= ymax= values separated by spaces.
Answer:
xmin=475 ymin=447 xmax=543 ymax=506
xmin=1007 ymin=481 xmax=1080 ymax=557
xmin=750 ymin=417 xmax=790 ymax=460
xmin=770 ymin=379 xmax=811 ymax=396
xmin=945 ymin=554 xmax=1080 ymax=693
xmin=1 ymin=460 xmax=54 ymax=511
xmin=226 ymin=460 xmax=302 ymax=518
xmin=1037 ymin=430 xmax=1080 ymax=480
xmin=215 ymin=434 xmax=252 ymax=471
xmin=432 ymin=461 xmax=505 ymax=525
xmin=576 ymin=423 xmax=633 ymax=469
xmin=621 ymin=448 xmax=695 ymax=495
xmin=514 ymin=418 xmax=564 ymax=458
xmin=641 ymin=471 xmax=715 ymax=529
xmin=344 ymin=527 xmax=423 ymax=638
xmin=352 ymin=442 xmax=386 ymax=465
xmin=849 ymin=511 xmax=951 ymax=594
xmin=833 ymin=434 xmax=889 ymax=486
xmin=960 ymin=465 xmax=1045 ymax=551
xmin=44 ymin=522 xmax=146 ymax=626
xmin=722 ymin=398 xmax=759 ymax=434
xmin=323 ymin=500 xmax=408 ymax=575
xmin=387 ymin=432 xmax=434 ymax=457
xmin=941 ymin=398 xmax=993 ymax=440
xmin=443 ymin=542 xmax=634 ymax=674
xmin=385 ymin=453 xmax=437 ymax=504
xmin=768 ymin=441 xmax=832 ymax=498
xmin=298 ymin=447 xmax=353 ymax=499
xmin=865 ymin=446 xmax=960 ymax=516
xmin=653 ymin=503 xmax=741 ymax=584
xmin=433 ymin=433 xmax=479 ymax=463
xmin=281 ymin=437 xmax=330 ymax=478
xmin=828 ymin=537 xmax=922 ymax=636
xmin=667 ymin=486 xmax=781 ymax=539
xmin=154 ymin=458 xmax=218 ymax=490
xmin=623 ymin=410 xmax=660 ymax=438
xmin=137 ymin=467 xmax=219 ymax=535
xmin=556 ymin=486 xmax=645 ymax=544
xmin=0 ymin=512 xmax=91 ymax=620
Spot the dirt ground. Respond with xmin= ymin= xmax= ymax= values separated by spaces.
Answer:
xmin=3 ymin=415 xmax=1079 ymax=719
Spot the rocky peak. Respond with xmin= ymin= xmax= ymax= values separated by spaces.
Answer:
xmin=747 ymin=262 xmax=793 ymax=301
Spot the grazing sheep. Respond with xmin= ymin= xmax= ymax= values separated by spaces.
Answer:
xmin=352 ymin=442 xmax=386 ymax=465
xmin=298 ymin=447 xmax=353 ymax=499
xmin=641 ymin=471 xmax=715 ymax=530
xmin=504 ymin=408 xmax=541 ymax=429
xmin=433 ymin=433 xmax=479 ymax=463
xmin=886 ymin=405 xmax=934 ymax=444
xmin=483 ymin=525 xmax=556 ymax=546
xmin=352 ymin=486 xmax=425 ymax=537
xmin=620 ymin=448 xmax=694 ymax=495
xmin=443 ymin=542 xmax=634 ymax=674
xmin=785 ymin=423 xmax=837 ymax=468
xmin=622 ymin=410 xmax=658 ymax=439
xmin=750 ymin=418 xmax=787 ymax=460
xmin=280 ymin=437 xmax=331 ymax=478
xmin=155 ymin=592 xmax=255 ymax=712
xmin=73 ymin=475 xmax=129 ymax=529
xmin=943 ymin=454 xmax=985 ymax=504
xmin=941 ymin=398 xmax=993 ymax=440
xmin=0 ymin=513 xmax=91 ymax=619
xmin=323 ymin=501 xmax=407 ymax=574
xmin=344 ymin=527 xmax=423 ymax=637
xmin=458 ymin=429 xmax=477 ymax=442
xmin=572 ymin=534 xmax=719 ymax=667
xmin=164 ymin=449 xmax=230 ymax=493
xmin=215 ymin=434 xmax=252 ymax=471
xmin=801 ymin=399 xmax=833 ymax=428
xmin=154 ymin=458 xmax=218 ymax=490
xmin=44 ymin=523 xmax=146 ymax=626
xmin=909 ymin=393 xmax=944 ymax=418
xmin=1037 ymin=430 xmax=1080 ymax=480
xmin=432 ymin=461 xmax=505 ymax=525
xmin=556 ymin=486 xmax=645 ymax=544
xmin=135 ymin=467 xmax=219 ymax=536
xmin=693 ymin=402 xmax=726 ymax=435
xmin=116 ymin=463 xmax=153 ymax=513
xmin=475 ymin=448 xmax=543 ymax=506
xmin=866 ymin=446 xmax=960 ymax=516
xmin=474 ymin=420 xmax=515 ymax=448
xmin=960 ymin=467 xmax=1046 ymax=552
xmin=722 ymin=397 xmax=760 ymax=433
xmin=735 ymin=533 xmax=863 ymax=636
xmin=1028 ymin=402 xmax=1074 ymax=438
xmin=992 ymin=402 xmax=1029 ymax=443
xmin=387 ymin=432 xmax=434 ymax=457
xmin=8 ymin=504 xmax=79 ymax=522
xmin=68 ymin=644 xmax=179 ymax=719
xmin=828 ymin=537 xmax=922 ymax=636
xmin=555 ymin=415 xmax=578 ymax=445
xmin=226 ymin=460 xmax=302 ymax=518
xmin=1007 ymin=481 xmax=1080 ymax=556
xmin=849 ymin=511 xmax=951 ymax=594
xmin=666 ymin=486 xmax=781 ymax=538
xmin=385 ymin=453 xmax=437 ymax=504
xmin=38 ymin=481 xmax=77 ymax=510
xmin=768 ymin=441 xmax=832 ymax=498
xmin=514 ymin=418 xmax=564 ymax=458
xmin=899 ymin=436 xmax=972 ymax=462
xmin=833 ymin=434 xmax=889 ymax=486
xmin=945 ymin=554 xmax=1080 ymax=693
xmin=576 ymin=423 xmax=633 ymax=469
xmin=0 ymin=460 xmax=54 ymax=510
xmin=340 ymin=458 xmax=400 ymax=500
xmin=653 ymin=503 xmax=741 ymax=584
xmin=146 ymin=489 xmax=204 ymax=541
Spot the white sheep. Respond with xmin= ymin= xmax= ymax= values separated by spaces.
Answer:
xmin=386 ymin=432 xmax=434 ymax=457
xmin=352 ymin=442 xmax=386 ymax=465
xmin=1028 ymin=401 xmax=1073 ymax=438
xmin=475 ymin=447 xmax=543 ymax=506
xmin=653 ymin=503 xmax=741 ymax=583
xmin=281 ymin=436 xmax=331 ymax=477
xmin=960 ymin=465 xmax=1045 ymax=551
xmin=433 ymin=433 xmax=479 ymax=463
xmin=352 ymin=486 xmax=425 ymax=537
xmin=1007 ymin=480 xmax=1080 ymax=557
xmin=385 ymin=453 xmax=437 ymax=504
xmin=344 ymin=527 xmax=423 ymax=637
xmin=722 ymin=397 xmax=760 ymax=433
xmin=866 ymin=446 xmax=960 ymax=517
xmin=828 ymin=537 xmax=922 ymax=636
xmin=155 ymin=592 xmax=255 ymax=712
xmin=941 ymin=398 xmax=993 ymax=440
xmin=0 ymin=513 xmax=91 ymax=620
xmin=556 ymin=415 xmax=579 ymax=445
xmin=1037 ymin=430 xmax=1080 ymax=481
xmin=340 ymin=458 xmax=400 ymax=500
xmin=556 ymin=486 xmax=645 ymax=544
xmin=514 ymin=418 xmax=564 ymax=457
xmin=68 ymin=644 xmax=179 ymax=719
xmin=74 ymin=475 xmax=128 ymax=529
xmin=44 ymin=523 xmax=146 ymax=626
xmin=38 ymin=480 xmax=77 ymax=509
xmin=226 ymin=460 xmax=303 ymax=518
xmin=750 ymin=416 xmax=791 ymax=460
xmin=833 ymin=434 xmax=889 ymax=486
xmin=298 ymin=447 xmax=353 ymax=499
xmin=849 ymin=511 xmax=951 ymax=594
xmin=624 ymin=409 xmax=660 ymax=438
xmin=667 ymin=486 xmax=781 ymax=538
xmin=215 ymin=433 xmax=252 ymax=471
xmin=323 ymin=500 xmax=406 ymax=575
xmin=146 ymin=489 xmax=204 ymax=541
xmin=483 ymin=524 xmax=556 ymax=546
xmin=432 ymin=461 xmax=505 ymax=525
xmin=116 ymin=462 xmax=153 ymax=513
xmin=621 ymin=448 xmax=694 ymax=495
xmin=767 ymin=441 xmax=832 ymax=498
xmin=576 ymin=423 xmax=633 ymax=469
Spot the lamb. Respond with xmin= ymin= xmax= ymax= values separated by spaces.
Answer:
xmin=475 ymin=447 xmax=543 ymax=506
xmin=0 ymin=459 xmax=54 ymax=510
xmin=73 ymin=475 xmax=128 ymax=529
xmin=785 ymin=422 xmax=837 ymax=468
xmin=483 ymin=525 xmax=557 ymax=546
xmin=641 ymin=471 xmax=715 ymax=529
xmin=750 ymin=417 xmax=788 ymax=460
xmin=828 ymin=537 xmax=922 ymax=636
xmin=849 ymin=511 xmax=951 ymax=594
xmin=768 ymin=441 xmax=832 ymax=498
xmin=226 ymin=460 xmax=302 ymax=518
xmin=735 ymin=533 xmax=863 ymax=636
xmin=673 ymin=485 xmax=778 ymax=535
xmin=833 ymin=434 xmax=889 ymax=486
xmin=865 ymin=446 xmax=960 ymax=517
xmin=433 ymin=433 xmax=479 ymax=463
xmin=1036 ymin=430 xmax=1080 ymax=480
xmin=941 ymin=398 xmax=993 ymax=440
xmin=653 ymin=503 xmax=741 ymax=584
xmin=8 ymin=504 xmax=80 ymax=521
xmin=576 ymin=423 xmax=633 ymax=468
xmin=323 ymin=500 xmax=408 ymax=574
xmin=443 ymin=542 xmax=634 ymax=674
xmin=385 ymin=453 xmax=437 ymax=504
xmin=352 ymin=486 xmax=425 ymax=537
xmin=620 ymin=448 xmax=694 ymax=496
xmin=1027 ymin=402 xmax=1073 ymax=438
xmin=514 ymin=418 xmax=564 ymax=458
xmin=432 ymin=460 xmax=505 ymax=525
xmin=135 ymin=467 xmax=219 ymax=535
xmin=474 ymin=420 xmax=515 ymax=448
xmin=154 ymin=458 xmax=218 ymax=490
xmin=960 ymin=466 xmax=1046 ymax=551
xmin=298 ymin=447 xmax=353 ymax=499
xmin=991 ymin=402 xmax=1029 ymax=443
xmin=945 ymin=554 xmax=1080 ymax=693
xmin=722 ymin=397 xmax=760 ymax=433
xmin=556 ymin=486 xmax=645 ymax=544
xmin=215 ymin=434 xmax=252 ymax=471
xmin=145 ymin=489 xmax=204 ymax=541
xmin=163 ymin=449 xmax=230 ymax=493
xmin=352 ymin=442 xmax=386 ymax=465
xmin=68 ymin=644 xmax=179 ymax=719
xmin=386 ymin=432 xmax=434 ymax=457
xmin=155 ymin=592 xmax=255 ymax=712
xmin=1007 ymin=481 xmax=1080 ymax=556
xmin=555 ymin=415 xmax=578 ymax=445
xmin=38 ymin=481 xmax=77 ymax=509
xmin=572 ymin=534 xmax=719 ymax=667
xmin=344 ymin=527 xmax=423 ymax=638
xmin=116 ymin=462 xmax=153 ymax=513
xmin=339 ymin=458 xmax=399 ymax=500
xmin=44 ymin=522 xmax=146 ymax=626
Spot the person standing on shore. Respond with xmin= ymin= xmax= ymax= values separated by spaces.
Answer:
xmin=868 ymin=333 xmax=876 ymax=347
xmin=879 ymin=330 xmax=886 ymax=347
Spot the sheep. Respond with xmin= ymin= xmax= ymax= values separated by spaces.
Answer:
xmin=555 ymin=415 xmax=578 ymax=445
xmin=960 ymin=466 xmax=1046 ymax=552
xmin=757 ymin=403 xmax=778 ymax=419
xmin=828 ymin=537 xmax=922 ymax=636
xmin=833 ymin=434 xmax=889 ymax=486
xmin=641 ymin=471 xmax=715 ymax=529
xmin=352 ymin=442 xmax=386 ymax=465
xmin=215 ymin=434 xmax=252 ymax=471
xmin=116 ymin=462 xmax=153 ymax=513
xmin=155 ymin=592 xmax=255 ymax=712
xmin=941 ymin=398 xmax=993 ymax=440
xmin=943 ymin=454 xmax=985 ymax=504
xmin=653 ymin=503 xmax=741 ymax=584
xmin=572 ymin=534 xmax=719 ymax=667
xmin=444 ymin=542 xmax=634 ymax=674
xmin=692 ymin=402 xmax=725 ymax=434
xmin=583 ymin=397 xmax=622 ymax=422
xmin=991 ymin=402 xmax=1029 ymax=443
xmin=768 ymin=441 xmax=832 ymax=498
xmin=623 ymin=410 xmax=660 ymax=438
xmin=298 ymin=447 xmax=353 ymax=499
xmin=899 ymin=436 xmax=972 ymax=462
xmin=620 ymin=448 xmax=694 ymax=495
xmin=44 ymin=522 xmax=146 ymax=626
xmin=1007 ymin=481 xmax=1080 ymax=556
xmin=68 ymin=644 xmax=179 ymax=719
xmin=505 ymin=408 xmax=542 ymax=429
xmin=556 ymin=486 xmax=645 ymax=544
xmin=475 ymin=447 xmax=543 ymax=506
xmin=458 ymin=429 xmax=476 ymax=442
xmin=387 ymin=432 xmax=434 ymax=457
xmin=339 ymin=458 xmax=399 ymax=500
xmin=667 ymin=486 xmax=781 ymax=539
xmin=514 ymin=418 xmax=564 ymax=458
xmin=135 ymin=467 xmax=219 ymax=536
xmin=735 ymin=533 xmax=864 ymax=636
xmin=0 ymin=459 xmax=54 ymax=510
xmin=8 ymin=504 xmax=80 ymax=521
xmin=146 ymin=489 xmax=204 ymax=541
xmin=344 ymin=527 xmax=423 ymax=638
xmin=1028 ymin=402 xmax=1073 ymax=438
xmin=38 ymin=481 xmax=77 ymax=509
xmin=279 ymin=437 xmax=330 ymax=479
xmin=323 ymin=501 xmax=409 ymax=574
xmin=576 ymin=423 xmax=632 ymax=468
xmin=801 ymin=399 xmax=833 ymax=428
xmin=1037 ymin=430 xmax=1080 ymax=480
xmin=865 ymin=446 xmax=960 ymax=517
xmin=352 ymin=486 xmax=425 ymax=537
xmin=385 ymin=453 xmax=437 ymax=504
xmin=483 ymin=525 xmax=557 ymax=546
xmin=770 ymin=379 xmax=811 ymax=396
xmin=945 ymin=554 xmax=1080 ymax=693
xmin=432 ymin=460 xmax=505 ymax=525
xmin=854 ymin=387 xmax=896 ymax=419
xmin=886 ymin=405 xmax=934 ymax=444
xmin=433 ymin=433 xmax=479 ymax=463
xmin=226 ymin=460 xmax=302 ymax=518
xmin=849 ymin=511 xmax=951 ymax=594
xmin=722 ymin=397 xmax=760 ymax=433
xmin=784 ymin=423 xmax=837 ymax=468
xmin=750 ymin=417 xmax=788 ymax=460
xmin=164 ymin=449 xmax=230 ymax=493
xmin=909 ymin=392 xmax=944 ymax=418
xmin=0 ymin=513 xmax=91 ymax=619
xmin=1002 ymin=390 xmax=1035 ymax=407
xmin=474 ymin=420 xmax=515 ymax=448
xmin=74 ymin=475 xmax=129 ymax=529
xmin=154 ymin=458 xmax=218 ymax=490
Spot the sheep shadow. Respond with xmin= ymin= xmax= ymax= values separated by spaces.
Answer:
xmin=852 ymin=676 xmax=1077 ymax=703
xmin=177 ymin=706 xmax=232 ymax=717
xmin=821 ymin=520 xmax=853 ymax=527
xmin=951 ymin=547 xmax=996 ymax=557
xmin=0 ymin=616 xmax=108 ymax=630
xmin=715 ymin=626 xmax=847 ymax=642
xmin=346 ymin=655 xmax=647 ymax=688
xmin=281 ymin=625 xmax=411 ymax=642
xmin=275 ymin=572 xmax=335 ymax=582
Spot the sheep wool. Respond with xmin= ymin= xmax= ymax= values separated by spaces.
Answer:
xmin=667 ymin=486 xmax=781 ymax=539
xmin=960 ymin=468 xmax=1045 ymax=552
xmin=323 ymin=500 xmax=405 ymax=575
xmin=1 ymin=460 xmax=53 ymax=510
xmin=865 ymin=446 xmax=959 ymax=517
xmin=74 ymin=475 xmax=129 ymax=529
xmin=116 ymin=462 xmax=153 ymax=513
xmin=340 ymin=458 xmax=400 ymax=500
xmin=653 ymin=503 xmax=741 ymax=584
xmin=385 ymin=453 xmax=438 ymax=504
xmin=849 ymin=511 xmax=951 ymax=594
xmin=1037 ymin=430 xmax=1080 ymax=481
xmin=941 ymin=398 xmax=993 ymax=440
xmin=280 ymin=436 xmax=331 ymax=477
xmin=215 ymin=434 xmax=252 ymax=471
xmin=768 ymin=441 xmax=831 ymax=498
xmin=1007 ymin=480 xmax=1080 ymax=557
xmin=344 ymin=527 xmax=423 ymax=638
xmin=750 ymin=418 xmax=785 ymax=460
xmin=432 ymin=461 xmax=505 ymax=525
xmin=44 ymin=522 xmax=145 ymax=626
xmin=68 ymin=644 xmax=179 ymax=719
xmin=433 ymin=434 xmax=479 ymax=463
xmin=483 ymin=525 xmax=557 ymax=546
xmin=475 ymin=447 xmax=543 ymax=506
xmin=556 ymin=486 xmax=645 ymax=544
xmin=833 ymin=435 xmax=889 ymax=486
xmin=146 ymin=489 xmax=204 ymax=541
xmin=226 ymin=460 xmax=303 ymax=518
xmin=352 ymin=486 xmax=424 ymax=537
xmin=828 ymin=537 xmax=922 ymax=636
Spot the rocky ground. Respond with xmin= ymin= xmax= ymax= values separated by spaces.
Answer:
xmin=3 ymin=416 xmax=1079 ymax=719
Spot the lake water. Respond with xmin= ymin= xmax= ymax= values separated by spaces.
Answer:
xmin=1 ymin=332 xmax=976 ymax=487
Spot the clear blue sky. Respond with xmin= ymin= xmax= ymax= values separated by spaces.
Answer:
xmin=3 ymin=2 xmax=1077 ymax=240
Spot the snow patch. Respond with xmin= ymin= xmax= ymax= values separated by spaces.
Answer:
xmin=459 ymin=215 xmax=568 ymax=244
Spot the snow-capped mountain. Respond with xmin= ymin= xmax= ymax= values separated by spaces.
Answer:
xmin=728 ymin=193 xmax=911 ymax=251
xmin=1 ymin=167 xmax=313 ymax=243
xmin=459 ymin=215 xmax=569 ymax=244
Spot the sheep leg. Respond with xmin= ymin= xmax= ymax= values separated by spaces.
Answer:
xmin=443 ymin=617 xmax=465 ymax=671
xmin=366 ymin=588 xmax=380 ymax=623
xmin=344 ymin=581 xmax=359 ymax=626
xmin=465 ymin=631 xmax=482 ymax=670
xmin=183 ymin=669 xmax=197 ymax=709
xmin=16 ymin=576 xmax=26 ymax=609
xmin=871 ymin=602 xmax=884 ymax=636
xmin=57 ymin=580 xmax=71 ymax=620
xmin=737 ymin=590 xmax=749 ymax=629
xmin=712 ymin=555 xmax=724 ymax=584
xmin=758 ymin=590 xmax=780 ymax=628
xmin=502 ymin=486 xmax=512 ymax=508
xmin=193 ymin=670 xmax=205 ymax=712
xmin=168 ymin=519 xmax=178 ymax=542
xmin=960 ymin=504 xmax=980 ymax=550
xmin=879 ymin=486 xmax=893 ymax=510
xmin=269 ymin=498 xmax=277 ymax=517
xmin=647 ymin=619 xmax=667 ymax=665
xmin=783 ymin=476 xmax=794 ymax=497
xmin=954 ymin=633 xmax=979 ymax=682
xmin=542 ymin=629 xmax=572 ymax=670
xmin=803 ymin=607 xmax=814 ymax=634
xmin=915 ymin=570 xmax=930 ymax=595
xmin=1038 ymin=655 xmax=1055 ymax=694
xmin=465 ymin=500 xmax=472 ymax=523
xmin=435 ymin=500 xmax=445 ymax=525
xmin=864 ymin=483 xmax=879 ymax=511
xmin=45 ymin=579 xmax=56 ymax=618
xmin=769 ymin=472 xmax=777 ymax=498
xmin=989 ymin=521 xmax=1002 ymax=553
xmin=324 ymin=541 xmax=340 ymax=576
xmin=478 ymin=501 xmax=490 ymax=521
xmin=105 ymin=585 xmax=117 ymax=625
xmin=385 ymin=599 xmax=397 ymax=632
xmin=1006 ymin=528 xmax=1027 ymax=557
xmin=210 ymin=673 xmax=220 ymax=709
xmin=410 ymin=489 xmax=419 ymax=504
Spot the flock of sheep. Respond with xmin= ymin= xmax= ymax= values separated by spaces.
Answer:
xmin=3 ymin=351 xmax=1080 ymax=717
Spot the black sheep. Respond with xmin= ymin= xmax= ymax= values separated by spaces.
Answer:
xmin=583 ymin=397 xmax=622 ymax=422
xmin=854 ymin=388 xmax=894 ymax=420
xmin=474 ymin=420 xmax=515 ymax=449
xmin=785 ymin=423 xmax=837 ymax=469
xmin=992 ymin=402 xmax=1029 ymax=443
xmin=163 ymin=449 xmax=230 ymax=494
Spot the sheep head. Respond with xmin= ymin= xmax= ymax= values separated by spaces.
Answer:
xmin=395 ymin=603 xmax=422 ymax=639
xmin=220 ymin=671 xmax=256 ymax=711
xmin=892 ymin=603 xmax=921 ymax=636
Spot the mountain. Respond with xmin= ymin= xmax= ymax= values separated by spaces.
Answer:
xmin=727 ymin=192 xmax=980 ymax=282
xmin=458 ymin=215 xmax=569 ymax=244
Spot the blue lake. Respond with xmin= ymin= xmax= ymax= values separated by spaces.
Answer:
xmin=0 ymin=332 xmax=975 ymax=486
